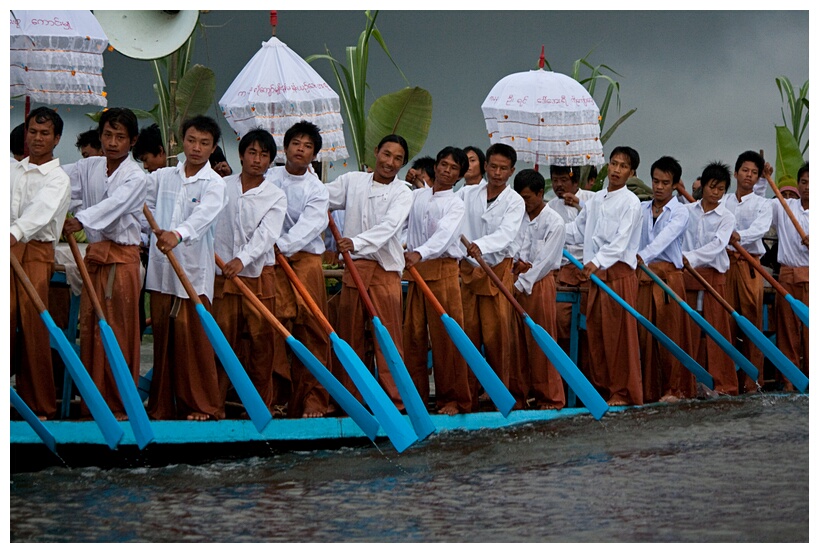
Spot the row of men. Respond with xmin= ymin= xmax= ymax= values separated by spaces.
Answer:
xmin=10 ymin=106 xmax=809 ymax=422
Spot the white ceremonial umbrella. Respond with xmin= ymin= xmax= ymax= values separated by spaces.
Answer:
xmin=481 ymin=53 xmax=603 ymax=168
xmin=219 ymin=36 xmax=348 ymax=164
xmin=10 ymin=10 xmax=108 ymax=110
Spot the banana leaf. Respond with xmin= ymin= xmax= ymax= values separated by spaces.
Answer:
xmin=173 ymin=64 xmax=216 ymax=133
xmin=364 ymin=87 xmax=432 ymax=168
xmin=775 ymin=125 xmax=805 ymax=186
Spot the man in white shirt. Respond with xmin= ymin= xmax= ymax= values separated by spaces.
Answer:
xmin=565 ymin=146 xmax=643 ymax=406
xmin=724 ymin=151 xmax=773 ymax=393
xmin=327 ymin=134 xmax=413 ymax=409
xmin=144 ymin=115 xmax=228 ymax=421
xmin=458 ymin=143 xmax=525 ymax=410
xmin=547 ymin=165 xmax=596 ymax=375
xmin=636 ymin=156 xmax=695 ymax=402
xmin=10 ymin=107 xmax=71 ymax=419
xmin=682 ymin=162 xmax=738 ymax=396
xmin=510 ymin=169 xmax=566 ymax=410
xmin=62 ymin=108 xmax=146 ymax=419
xmin=213 ymin=129 xmax=286 ymax=415
xmin=452 ymin=146 xmax=485 ymax=193
xmin=403 ymin=147 xmax=472 ymax=415
xmin=267 ymin=121 xmax=333 ymax=418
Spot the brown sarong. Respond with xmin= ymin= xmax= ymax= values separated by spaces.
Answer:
xmin=11 ymin=240 xmax=57 ymax=418
xmin=725 ymin=254 xmax=765 ymax=391
xmin=555 ymin=264 xmax=591 ymax=381
xmin=776 ymin=265 xmax=809 ymax=383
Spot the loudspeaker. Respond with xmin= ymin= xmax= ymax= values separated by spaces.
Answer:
xmin=94 ymin=10 xmax=199 ymax=60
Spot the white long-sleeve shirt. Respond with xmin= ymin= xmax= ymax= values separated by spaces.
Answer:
xmin=564 ymin=186 xmax=642 ymax=270
xmin=145 ymin=162 xmax=227 ymax=300
xmin=214 ymin=174 xmax=287 ymax=278
xmin=405 ymin=187 xmax=465 ymax=261
xmin=457 ymin=181 xmax=525 ymax=267
xmin=327 ymin=171 xmax=413 ymax=274
xmin=513 ymin=205 xmax=566 ymax=294
xmin=10 ymin=157 xmax=71 ymax=244
xmin=681 ymin=201 xmax=736 ymax=273
xmin=548 ymin=189 xmax=596 ymax=267
xmin=66 ymin=156 xmax=146 ymax=246
xmin=723 ymin=192 xmax=772 ymax=255
xmin=637 ymin=199 xmax=690 ymax=268
xmin=266 ymin=166 xmax=328 ymax=256
xmin=772 ymin=198 xmax=809 ymax=268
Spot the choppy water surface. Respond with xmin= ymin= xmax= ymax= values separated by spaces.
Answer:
xmin=10 ymin=393 xmax=808 ymax=542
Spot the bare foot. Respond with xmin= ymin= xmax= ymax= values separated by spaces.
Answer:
xmin=437 ymin=405 xmax=459 ymax=415
xmin=607 ymin=399 xmax=628 ymax=406
xmin=659 ymin=394 xmax=681 ymax=404
xmin=537 ymin=404 xmax=561 ymax=410
xmin=37 ymin=415 xmax=47 ymax=421
xmin=186 ymin=412 xmax=210 ymax=421
xmin=302 ymin=410 xmax=326 ymax=419
xmin=115 ymin=413 xmax=129 ymax=421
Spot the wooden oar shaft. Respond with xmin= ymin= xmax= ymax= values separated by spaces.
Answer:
xmin=215 ymin=255 xmax=291 ymax=339
xmin=142 ymin=204 xmax=202 ymax=305
xmin=678 ymin=186 xmax=696 ymax=203
xmin=405 ymin=265 xmax=446 ymax=317
xmin=768 ymin=179 xmax=808 ymax=247
xmin=66 ymin=234 xmax=107 ymax=322
xmin=10 ymin=253 xmax=48 ymax=314
xmin=274 ymin=252 xmax=335 ymax=336
xmin=459 ymin=235 xmax=526 ymax=316
xmin=682 ymin=260 xmax=735 ymax=314
xmin=326 ymin=212 xmax=379 ymax=319
xmin=729 ymin=238 xmax=790 ymax=298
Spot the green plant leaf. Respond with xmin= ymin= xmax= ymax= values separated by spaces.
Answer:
xmin=600 ymin=108 xmax=637 ymax=145
xmin=774 ymin=125 xmax=804 ymax=185
xmin=173 ymin=64 xmax=216 ymax=131
xmin=363 ymin=87 xmax=432 ymax=169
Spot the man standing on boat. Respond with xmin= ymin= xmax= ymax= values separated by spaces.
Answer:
xmin=144 ymin=115 xmax=227 ymax=421
xmin=564 ymin=146 xmax=643 ymax=407
xmin=213 ymin=129 xmax=286 ymax=416
xmin=267 ymin=121 xmax=333 ymax=418
xmin=10 ymin=107 xmax=71 ymax=420
xmin=635 ymin=156 xmax=695 ymax=402
xmin=457 ymin=143 xmax=525 ymax=411
xmin=61 ymin=108 xmax=146 ymax=419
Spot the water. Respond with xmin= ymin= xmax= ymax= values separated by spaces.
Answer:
xmin=10 ymin=393 xmax=809 ymax=542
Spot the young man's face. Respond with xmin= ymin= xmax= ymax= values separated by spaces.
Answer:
xmin=240 ymin=140 xmax=272 ymax=178
xmin=550 ymin=171 xmax=577 ymax=198
xmin=701 ymin=179 xmax=728 ymax=206
xmin=651 ymin=168 xmax=676 ymax=205
xmin=26 ymin=118 xmax=60 ymax=161
xmin=734 ymin=161 xmax=760 ymax=193
xmin=101 ymin=121 xmax=136 ymax=162
xmin=797 ymin=171 xmax=809 ymax=204
xmin=517 ymin=187 xmax=544 ymax=217
xmin=433 ymin=155 xmax=462 ymax=188
xmin=139 ymin=151 xmax=167 ymax=172
xmin=80 ymin=144 xmax=103 ymax=158
xmin=372 ymin=141 xmax=405 ymax=183
xmin=464 ymin=151 xmax=482 ymax=182
xmin=182 ymin=127 xmax=217 ymax=169
xmin=607 ymin=153 xmax=634 ymax=188
xmin=485 ymin=153 xmax=515 ymax=187
xmin=284 ymin=133 xmax=316 ymax=170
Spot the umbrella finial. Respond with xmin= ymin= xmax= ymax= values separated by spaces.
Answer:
xmin=270 ymin=11 xmax=278 ymax=36
xmin=538 ymin=45 xmax=545 ymax=69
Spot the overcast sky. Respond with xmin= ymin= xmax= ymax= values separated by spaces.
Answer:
xmin=6 ymin=7 xmax=810 ymax=188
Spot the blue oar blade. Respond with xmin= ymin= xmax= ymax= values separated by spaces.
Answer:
xmin=11 ymin=387 xmax=57 ymax=453
xmin=371 ymin=316 xmax=435 ymax=440
xmin=440 ymin=314 xmax=515 ymax=417
xmin=40 ymin=311 xmax=123 ymax=449
xmin=195 ymin=304 xmax=272 ymax=433
xmin=99 ymin=321 xmax=154 ymax=449
xmin=786 ymin=294 xmax=810 ymax=328
xmin=522 ymin=315 xmax=609 ymax=420
xmin=733 ymin=313 xmax=808 ymax=392
xmin=329 ymin=332 xmax=417 ymax=453
xmin=284 ymin=335 xmax=379 ymax=440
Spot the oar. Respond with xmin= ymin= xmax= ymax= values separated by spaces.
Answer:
xmin=214 ymin=254 xmax=379 ymax=441
xmin=729 ymin=238 xmax=808 ymax=327
xmin=563 ymin=250 xmax=714 ymax=387
xmin=326 ymin=214 xmax=434 ymax=440
xmin=10 ymin=253 xmax=123 ymax=449
xmin=768 ymin=178 xmax=808 ymax=249
xmin=275 ymin=252 xmax=417 ymax=452
xmin=460 ymin=236 xmax=608 ymax=420
xmin=677 ymin=183 xmax=696 ymax=203
xmin=11 ymin=387 xmax=57 ymax=454
xmin=142 ymin=205 xmax=272 ymax=433
xmin=66 ymin=235 xmax=154 ymax=449
xmin=683 ymin=259 xmax=808 ymax=392
xmin=404 ymin=264 xmax=515 ymax=416
xmin=638 ymin=261 xmax=751 ymax=384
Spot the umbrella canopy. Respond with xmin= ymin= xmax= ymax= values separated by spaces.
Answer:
xmin=10 ymin=10 xmax=108 ymax=107
xmin=481 ymin=69 xmax=604 ymax=167
xmin=219 ymin=36 xmax=348 ymax=163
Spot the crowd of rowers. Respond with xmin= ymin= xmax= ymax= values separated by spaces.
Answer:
xmin=10 ymin=106 xmax=809 ymax=423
